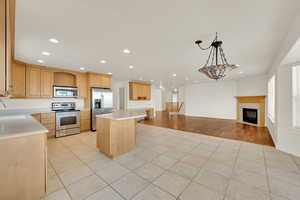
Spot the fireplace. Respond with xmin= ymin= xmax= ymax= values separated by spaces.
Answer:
xmin=243 ymin=108 xmax=258 ymax=124
xmin=236 ymin=96 xmax=265 ymax=127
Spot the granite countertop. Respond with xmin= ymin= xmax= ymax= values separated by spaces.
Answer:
xmin=0 ymin=115 xmax=48 ymax=139
xmin=96 ymin=109 xmax=147 ymax=120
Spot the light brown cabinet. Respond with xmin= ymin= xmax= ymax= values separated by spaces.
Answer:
xmin=129 ymin=82 xmax=151 ymax=100
xmin=53 ymin=72 xmax=76 ymax=87
xmin=41 ymin=69 xmax=54 ymax=98
xmin=31 ymin=113 xmax=55 ymax=138
xmin=11 ymin=60 xmax=26 ymax=98
xmin=26 ymin=65 xmax=53 ymax=98
xmin=26 ymin=66 xmax=41 ymax=98
xmin=87 ymin=72 xmax=111 ymax=89
xmin=76 ymin=72 xmax=88 ymax=99
xmin=0 ymin=133 xmax=47 ymax=200
xmin=80 ymin=109 xmax=91 ymax=132
xmin=41 ymin=112 xmax=55 ymax=138
xmin=0 ymin=0 xmax=15 ymax=97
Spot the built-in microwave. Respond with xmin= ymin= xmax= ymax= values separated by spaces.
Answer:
xmin=53 ymin=86 xmax=78 ymax=98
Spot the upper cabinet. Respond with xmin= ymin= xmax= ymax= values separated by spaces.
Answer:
xmin=41 ymin=69 xmax=54 ymax=98
xmin=53 ymin=72 xmax=76 ymax=87
xmin=87 ymin=72 xmax=112 ymax=89
xmin=11 ymin=60 xmax=26 ymax=98
xmin=26 ymin=65 xmax=42 ymax=98
xmin=76 ymin=72 xmax=88 ymax=99
xmin=26 ymin=65 xmax=53 ymax=98
xmin=0 ymin=0 xmax=15 ymax=97
xmin=129 ymin=82 xmax=151 ymax=100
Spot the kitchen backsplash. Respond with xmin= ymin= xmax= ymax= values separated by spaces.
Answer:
xmin=0 ymin=98 xmax=84 ymax=110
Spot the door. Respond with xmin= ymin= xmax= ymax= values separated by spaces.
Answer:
xmin=41 ymin=69 xmax=53 ymax=98
xmin=26 ymin=66 xmax=41 ymax=97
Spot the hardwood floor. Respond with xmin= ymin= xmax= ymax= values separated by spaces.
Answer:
xmin=142 ymin=111 xmax=274 ymax=146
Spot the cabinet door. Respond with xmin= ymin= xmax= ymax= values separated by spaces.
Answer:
xmin=41 ymin=69 xmax=53 ymax=98
xmin=26 ymin=66 xmax=41 ymax=98
xmin=131 ymin=83 xmax=139 ymax=100
xmin=145 ymin=84 xmax=151 ymax=100
xmin=0 ymin=0 xmax=6 ymax=95
xmin=100 ymin=75 xmax=111 ymax=89
xmin=76 ymin=73 xmax=88 ymax=99
xmin=11 ymin=61 xmax=26 ymax=98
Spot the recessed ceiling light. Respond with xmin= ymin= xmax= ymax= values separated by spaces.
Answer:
xmin=100 ymin=60 xmax=107 ymax=64
xmin=107 ymin=72 xmax=112 ymax=75
xmin=129 ymin=65 xmax=134 ymax=69
xmin=150 ymin=80 xmax=154 ymax=82
xmin=79 ymin=67 xmax=85 ymax=71
xmin=48 ymin=38 xmax=59 ymax=44
xmin=42 ymin=51 xmax=50 ymax=56
xmin=37 ymin=59 xmax=44 ymax=63
xmin=123 ymin=49 xmax=131 ymax=54
xmin=172 ymin=73 xmax=177 ymax=77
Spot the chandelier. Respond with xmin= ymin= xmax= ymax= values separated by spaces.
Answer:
xmin=195 ymin=33 xmax=239 ymax=80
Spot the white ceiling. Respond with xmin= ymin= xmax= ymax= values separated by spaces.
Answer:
xmin=15 ymin=0 xmax=300 ymax=89
xmin=282 ymin=38 xmax=300 ymax=65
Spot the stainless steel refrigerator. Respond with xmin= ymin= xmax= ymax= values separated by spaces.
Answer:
xmin=91 ymin=88 xmax=113 ymax=131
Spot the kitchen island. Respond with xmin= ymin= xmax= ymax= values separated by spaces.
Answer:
xmin=96 ymin=110 xmax=146 ymax=158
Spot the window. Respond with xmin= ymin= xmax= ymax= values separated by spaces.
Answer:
xmin=268 ymin=75 xmax=275 ymax=123
xmin=293 ymin=66 xmax=300 ymax=128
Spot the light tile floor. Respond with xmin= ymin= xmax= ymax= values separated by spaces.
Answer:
xmin=42 ymin=124 xmax=300 ymax=200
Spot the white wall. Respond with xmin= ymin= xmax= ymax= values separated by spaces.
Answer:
xmin=236 ymin=75 xmax=267 ymax=96
xmin=184 ymin=81 xmax=237 ymax=119
xmin=264 ymin=9 xmax=300 ymax=156
xmin=275 ymin=65 xmax=300 ymax=156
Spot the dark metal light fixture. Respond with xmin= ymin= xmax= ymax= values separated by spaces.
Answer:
xmin=195 ymin=32 xmax=239 ymax=80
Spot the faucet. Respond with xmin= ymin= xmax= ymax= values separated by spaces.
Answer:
xmin=0 ymin=99 xmax=7 ymax=109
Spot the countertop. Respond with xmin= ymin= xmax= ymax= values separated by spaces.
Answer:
xmin=0 ymin=108 xmax=54 ymax=116
xmin=0 ymin=115 xmax=48 ymax=139
xmin=96 ymin=109 xmax=147 ymax=120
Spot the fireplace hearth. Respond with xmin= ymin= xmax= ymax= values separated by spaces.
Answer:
xmin=243 ymin=108 xmax=258 ymax=124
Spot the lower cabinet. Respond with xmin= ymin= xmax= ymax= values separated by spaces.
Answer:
xmin=31 ymin=113 xmax=55 ymax=138
xmin=0 ymin=133 xmax=47 ymax=200
xmin=41 ymin=112 xmax=55 ymax=138
xmin=80 ymin=110 xmax=91 ymax=132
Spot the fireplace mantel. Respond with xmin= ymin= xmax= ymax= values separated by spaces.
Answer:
xmin=235 ymin=96 xmax=266 ymax=127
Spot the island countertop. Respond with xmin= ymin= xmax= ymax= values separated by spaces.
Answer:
xmin=96 ymin=109 xmax=147 ymax=120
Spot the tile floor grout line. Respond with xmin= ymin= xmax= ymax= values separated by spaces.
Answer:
xmin=57 ymin=134 xmax=111 ymax=200
xmin=222 ymin=141 xmax=242 ymax=200
xmin=263 ymin=144 xmax=273 ymax=200
xmin=175 ymin=140 xmax=224 ymax=200
xmin=47 ymin=141 xmax=81 ymax=200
